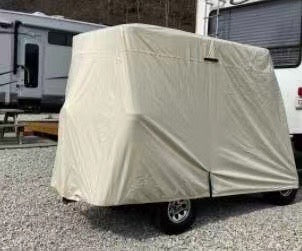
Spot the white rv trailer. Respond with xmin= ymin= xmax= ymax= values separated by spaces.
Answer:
xmin=196 ymin=0 xmax=302 ymax=147
xmin=0 ymin=9 xmax=105 ymax=110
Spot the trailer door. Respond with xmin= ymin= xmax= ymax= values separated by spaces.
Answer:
xmin=17 ymin=31 xmax=43 ymax=102
xmin=0 ymin=23 xmax=13 ymax=105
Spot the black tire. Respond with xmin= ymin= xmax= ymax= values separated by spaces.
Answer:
xmin=263 ymin=189 xmax=297 ymax=206
xmin=156 ymin=199 xmax=196 ymax=235
xmin=62 ymin=197 xmax=76 ymax=204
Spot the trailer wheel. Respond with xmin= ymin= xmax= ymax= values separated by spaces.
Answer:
xmin=263 ymin=189 xmax=297 ymax=206
xmin=156 ymin=199 xmax=195 ymax=234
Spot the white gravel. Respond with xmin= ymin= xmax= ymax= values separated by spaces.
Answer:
xmin=1 ymin=147 xmax=302 ymax=250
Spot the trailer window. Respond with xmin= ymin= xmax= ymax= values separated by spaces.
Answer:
xmin=208 ymin=0 xmax=302 ymax=68
xmin=24 ymin=44 xmax=39 ymax=88
xmin=48 ymin=31 xmax=76 ymax=47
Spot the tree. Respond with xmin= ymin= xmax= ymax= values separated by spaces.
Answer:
xmin=0 ymin=0 xmax=196 ymax=32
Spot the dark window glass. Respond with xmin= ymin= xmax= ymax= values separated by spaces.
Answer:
xmin=24 ymin=44 xmax=39 ymax=88
xmin=208 ymin=0 xmax=302 ymax=68
xmin=48 ymin=31 xmax=76 ymax=46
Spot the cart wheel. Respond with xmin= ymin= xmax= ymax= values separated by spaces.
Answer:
xmin=156 ymin=199 xmax=195 ymax=234
xmin=263 ymin=189 xmax=297 ymax=206
xmin=62 ymin=197 xmax=76 ymax=204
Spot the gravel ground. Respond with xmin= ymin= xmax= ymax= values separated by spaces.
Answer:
xmin=1 ymin=147 xmax=302 ymax=250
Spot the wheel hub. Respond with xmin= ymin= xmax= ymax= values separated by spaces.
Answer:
xmin=280 ymin=189 xmax=292 ymax=197
xmin=167 ymin=200 xmax=191 ymax=223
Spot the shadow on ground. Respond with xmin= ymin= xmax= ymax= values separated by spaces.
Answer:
xmin=0 ymin=134 xmax=56 ymax=149
xmin=84 ymin=188 xmax=302 ymax=240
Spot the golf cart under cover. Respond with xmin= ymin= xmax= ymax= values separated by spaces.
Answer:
xmin=51 ymin=24 xmax=298 ymax=206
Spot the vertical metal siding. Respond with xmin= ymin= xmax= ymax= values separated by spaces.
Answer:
xmin=209 ymin=0 xmax=302 ymax=67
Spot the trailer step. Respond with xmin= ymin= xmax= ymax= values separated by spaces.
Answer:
xmin=24 ymin=121 xmax=58 ymax=137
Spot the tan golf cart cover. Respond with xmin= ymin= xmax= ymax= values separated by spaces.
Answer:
xmin=51 ymin=24 xmax=298 ymax=206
